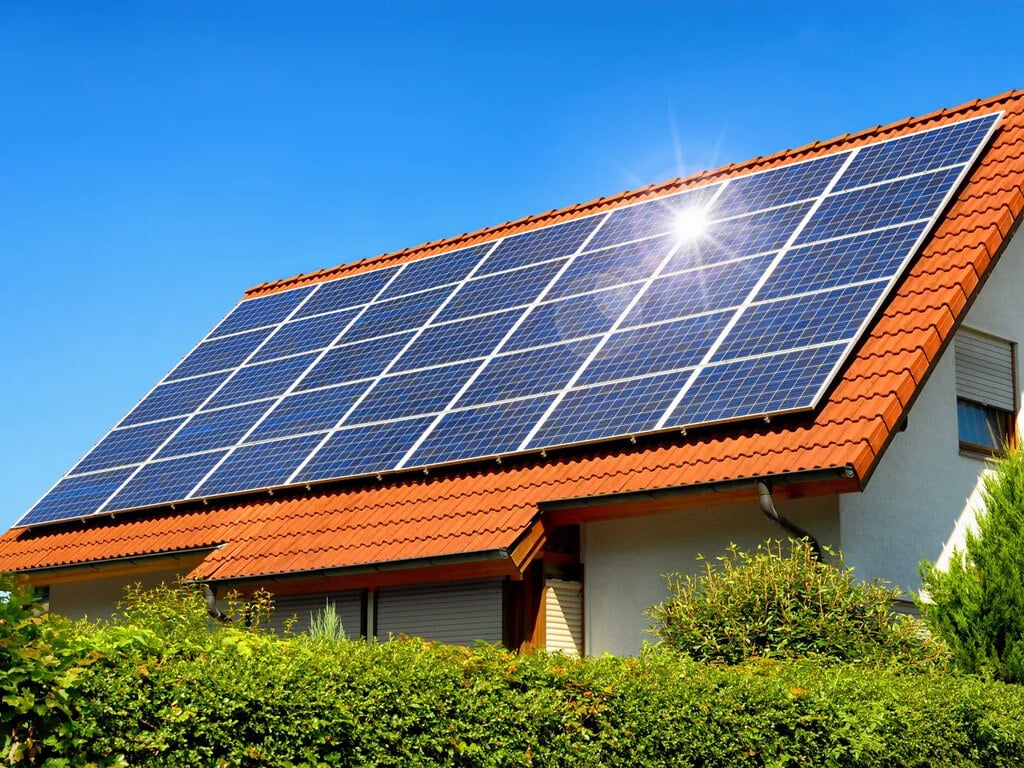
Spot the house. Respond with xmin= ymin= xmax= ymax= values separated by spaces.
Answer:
xmin=2 ymin=90 xmax=1023 ymax=657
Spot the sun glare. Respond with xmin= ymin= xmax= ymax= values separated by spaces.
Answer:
xmin=672 ymin=207 xmax=708 ymax=242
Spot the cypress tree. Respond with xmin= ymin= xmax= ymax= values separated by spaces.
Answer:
xmin=919 ymin=441 xmax=1024 ymax=682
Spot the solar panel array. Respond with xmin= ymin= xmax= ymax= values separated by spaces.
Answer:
xmin=18 ymin=112 xmax=1000 ymax=527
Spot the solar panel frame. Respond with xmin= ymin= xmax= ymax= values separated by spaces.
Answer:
xmin=15 ymin=111 xmax=1002 ymax=528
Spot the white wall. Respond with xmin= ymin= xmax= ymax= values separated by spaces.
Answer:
xmin=48 ymin=567 xmax=194 ymax=622
xmin=840 ymin=234 xmax=1024 ymax=593
xmin=583 ymin=495 xmax=839 ymax=656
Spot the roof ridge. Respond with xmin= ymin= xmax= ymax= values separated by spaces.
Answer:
xmin=244 ymin=89 xmax=1024 ymax=299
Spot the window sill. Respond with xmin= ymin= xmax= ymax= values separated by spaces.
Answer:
xmin=959 ymin=443 xmax=1005 ymax=463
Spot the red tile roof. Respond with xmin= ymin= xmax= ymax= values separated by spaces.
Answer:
xmin=4 ymin=90 xmax=1024 ymax=583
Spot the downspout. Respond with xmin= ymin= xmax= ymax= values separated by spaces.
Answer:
xmin=756 ymin=481 xmax=823 ymax=560
xmin=203 ymin=583 xmax=228 ymax=622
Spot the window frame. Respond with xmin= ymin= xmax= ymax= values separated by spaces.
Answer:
xmin=955 ymin=328 xmax=1017 ymax=459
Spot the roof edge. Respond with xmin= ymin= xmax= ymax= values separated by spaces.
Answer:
xmin=540 ymin=465 xmax=857 ymax=513
xmin=191 ymin=546 xmax=514 ymax=585
xmin=244 ymin=89 xmax=1024 ymax=299
xmin=8 ymin=546 xmax=219 ymax=581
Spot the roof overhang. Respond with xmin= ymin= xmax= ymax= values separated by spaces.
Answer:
xmin=11 ymin=547 xmax=219 ymax=586
xmin=192 ymin=517 xmax=548 ymax=592
xmin=540 ymin=465 xmax=858 ymax=526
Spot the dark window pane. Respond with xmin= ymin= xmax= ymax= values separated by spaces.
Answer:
xmin=958 ymin=399 xmax=1010 ymax=451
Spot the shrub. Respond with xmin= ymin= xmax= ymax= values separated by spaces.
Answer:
xmin=919 ymin=440 xmax=1024 ymax=682
xmin=0 ymin=575 xmax=98 ymax=766
xmin=110 ymin=581 xmax=212 ymax=652
xmin=309 ymin=598 xmax=346 ymax=641
xmin=648 ymin=539 xmax=945 ymax=667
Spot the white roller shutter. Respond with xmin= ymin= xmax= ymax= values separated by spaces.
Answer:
xmin=269 ymin=590 xmax=363 ymax=638
xmin=544 ymin=579 xmax=583 ymax=656
xmin=376 ymin=579 xmax=503 ymax=645
xmin=955 ymin=330 xmax=1015 ymax=411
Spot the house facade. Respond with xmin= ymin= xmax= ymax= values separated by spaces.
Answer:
xmin=3 ymin=90 xmax=1023 ymax=657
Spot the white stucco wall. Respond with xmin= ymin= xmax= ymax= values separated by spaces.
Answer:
xmin=582 ymin=495 xmax=840 ymax=656
xmin=48 ymin=566 xmax=195 ymax=622
xmin=840 ymin=233 xmax=1024 ymax=593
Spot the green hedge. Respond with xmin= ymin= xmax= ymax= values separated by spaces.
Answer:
xmin=649 ymin=540 xmax=946 ymax=668
xmin=5 ymin=582 xmax=1024 ymax=767
xmin=59 ymin=636 xmax=1024 ymax=767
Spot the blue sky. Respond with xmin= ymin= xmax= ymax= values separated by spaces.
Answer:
xmin=2 ymin=1 xmax=1022 ymax=532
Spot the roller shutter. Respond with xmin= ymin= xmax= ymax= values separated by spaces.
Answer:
xmin=955 ymin=330 xmax=1015 ymax=411
xmin=544 ymin=579 xmax=583 ymax=656
xmin=269 ymin=590 xmax=363 ymax=638
xmin=376 ymin=579 xmax=503 ymax=645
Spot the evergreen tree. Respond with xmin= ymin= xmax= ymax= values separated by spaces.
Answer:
xmin=919 ymin=441 xmax=1024 ymax=682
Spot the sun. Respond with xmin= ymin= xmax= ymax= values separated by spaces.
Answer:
xmin=672 ymin=207 xmax=709 ymax=242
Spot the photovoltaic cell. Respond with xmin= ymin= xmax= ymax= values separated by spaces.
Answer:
xmin=378 ymin=243 xmax=491 ymax=300
xmin=796 ymin=166 xmax=960 ymax=245
xmin=480 ymin=216 xmax=599 ymax=275
xmin=713 ymin=283 xmax=880 ymax=362
xmin=252 ymin=309 xmax=359 ymax=362
xmin=505 ymin=284 xmax=641 ymax=352
xmin=72 ymin=418 xmax=185 ymax=474
xmin=121 ymin=372 xmax=229 ymax=427
xmin=105 ymin=450 xmax=228 ymax=512
xmin=834 ymin=115 xmax=995 ymax=192
xmin=434 ymin=259 xmax=565 ymax=323
xmin=528 ymin=370 xmax=694 ymax=449
xmin=195 ymin=434 xmax=326 ymax=497
xmin=17 ymin=112 xmax=1000 ymax=528
xmin=154 ymin=401 xmax=270 ymax=458
xmin=248 ymin=382 xmax=368 ymax=442
xmin=585 ymin=185 xmax=720 ymax=251
xmin=206 ymin=353 xmax=319 ymax=409
xmin=580 ymin=311 xmax=732 ymax=385
xmin=550 ymin=235 xmax=675 ymax=300
xmin=209 ymin=285 xmax=315 ymax=338
xmin=345 ymin=286 xmax=451 ymax=342
xmin=407 ymin=395 xmax=557 ymax=467
xmin=622 ymin=253 xmax=775 ymax=327
xmin=669 ymin=345 xmax=842 ymax=426
xmin=295 ymin=417 xmax=434 ymax=480
xmin=458 ymin=338 xmax=599 ymax=408
xmin=392 ymin=309 xmax=521 ymax=372
xmin=296 ymin=332 xmax=414 ymax=391
xmin=167 ymin=327 xmax=273 ymax=381
xmin=662 ymin=201 xmax=811 ymax=271
xmin=713 ymin=153 xmax=848 ymax=217
xmin=24 ymin=468 xmax=136 ymax=524
xmin=293 ymin=267 xmax=396 ymax=319
xmin=345 ymin=361 xmax=477 ymax=425
xmin=758 ymin=222 xmax=927 ymax=301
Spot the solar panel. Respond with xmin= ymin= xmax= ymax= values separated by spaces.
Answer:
xmin=17 ymin=111 xmax=1001 ymax=527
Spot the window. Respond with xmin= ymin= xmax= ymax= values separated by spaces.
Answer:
xmin=955 ymin=329 xmax=1017 ymax=455
xmin=32 ymin=585 xmax=50 ymax=609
